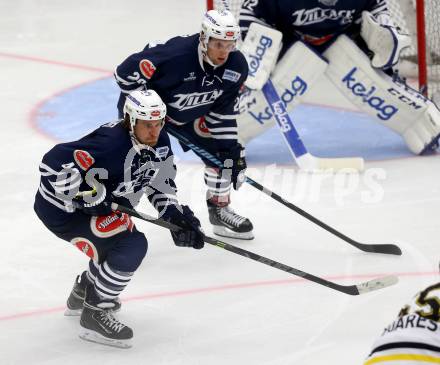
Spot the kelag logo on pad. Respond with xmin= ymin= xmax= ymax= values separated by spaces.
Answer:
xmin=246 ymin=76 xmax=308 ymax=125
xmin=247 ymin=35 xmax=273 ymax=78
xmin=342 ymin=67 xmax=398 ymax=121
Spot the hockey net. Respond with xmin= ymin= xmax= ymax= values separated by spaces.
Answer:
xmin=208 ymin=0 xmax=440 ymax=98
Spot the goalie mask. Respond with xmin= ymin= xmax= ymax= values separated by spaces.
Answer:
xmin=123 ymin=90 xmax=167 ymax=130
xmin=200 ymin=9 xmax=240 ymax=57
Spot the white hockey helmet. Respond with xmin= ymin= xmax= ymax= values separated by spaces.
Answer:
xmin=200 ymin=9 xmax=240 ymax=52
xmin=123 ymin=89 xmax=167 ymax=129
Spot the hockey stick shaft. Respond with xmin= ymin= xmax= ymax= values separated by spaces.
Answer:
xmin=166 ymin=127 xmax=401 ymax=256
xmin=245 ymin=178 xmax=402 ymax=255
xmin=112 ymin=203 xmax=397 ymax=295
xmin=262 ymin=79 xmax=364 ymax=171
xmin=262 ymin=79 xmax=308 ymax=158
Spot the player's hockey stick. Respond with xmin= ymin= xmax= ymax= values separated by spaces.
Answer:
xmin=112 ymin=203 xmax=398 ymax=295
xmin=166 ymin=127 xmax=402 ymax=256
xmin=261 ymin=79 xmax=364 ymax=172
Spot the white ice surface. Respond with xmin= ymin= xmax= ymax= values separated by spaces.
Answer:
xmin=0 ymin=1 xmax=439 ymax=364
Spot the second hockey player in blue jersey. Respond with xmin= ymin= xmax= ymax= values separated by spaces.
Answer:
xmin=114 ymin=9 xmax=254 ymax=240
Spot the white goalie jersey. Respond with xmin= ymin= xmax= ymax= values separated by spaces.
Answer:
xmin=364 ymin=282 xmax=440 ymax=364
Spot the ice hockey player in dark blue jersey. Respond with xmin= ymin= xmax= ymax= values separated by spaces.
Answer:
xmin=237 ymin=0 xmax=440 ymax=156
xmin=33 ymin=90 xmax=204 ymax=348
xmin=114 ymin=9 xmax=254 ymax=240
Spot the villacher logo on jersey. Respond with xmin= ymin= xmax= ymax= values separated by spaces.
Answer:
xmin=292 ymin=8 xmax=355 ymax=27
xmin=169 ymin=90 xmax=223 ymax=111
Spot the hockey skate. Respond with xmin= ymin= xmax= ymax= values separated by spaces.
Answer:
xmin=79 ymin=284 xmax=133 ymax=348
xmin=207 ymin=199 xmax=254 ymax=240
xmin=65 ymin=271 xmax=121 ymax=316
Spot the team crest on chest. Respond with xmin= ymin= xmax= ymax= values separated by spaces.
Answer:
xmin=184 ymin=72 xmax=197 ymax=82
xmin=318 ymin=0 xmax=338 ymax=5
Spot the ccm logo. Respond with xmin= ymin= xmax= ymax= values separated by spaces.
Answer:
xmin=151 ymin=110 xmax=161 ymax=117
xmin=226 ymin=31 xmax=235 ymax=37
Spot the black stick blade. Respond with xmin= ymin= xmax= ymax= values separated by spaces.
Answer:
xmin=354 ymin=242 xmax=403 ymax=256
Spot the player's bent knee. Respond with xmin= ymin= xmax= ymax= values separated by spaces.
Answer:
xmin=107 ymin=233 xmax=148 ymax=272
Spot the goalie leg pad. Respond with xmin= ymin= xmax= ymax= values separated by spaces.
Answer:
xmin=323 ymin=35 xmax=440 ymax=154
xmin=238 ymin=41 xmax=328 ymax=143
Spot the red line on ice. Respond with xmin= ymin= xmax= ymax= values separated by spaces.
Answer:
xmin=0 ymin=52 xmax=112 ymax=74
xmin=0 ymin=270 xmax=437 ymax=322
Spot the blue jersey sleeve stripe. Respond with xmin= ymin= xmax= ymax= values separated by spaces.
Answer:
xmin=38 ymin=184 xmax=75 ymax=212
xmin=114 ymin=70 xmax=135 ymax=86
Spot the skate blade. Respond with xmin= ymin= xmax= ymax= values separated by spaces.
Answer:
xmin=64 ymin=307 xmax=83 ymax=316
xmin=213 ymin=226 xmax=254 ymax=240
xmin=79 ymin=328 xmax=132 ymax=349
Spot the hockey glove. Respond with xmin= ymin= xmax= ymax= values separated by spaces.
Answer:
xmin=73 ymin=185 xmax=113 ymax=216
xmin=217 ymin=144 xmax=247 ymax=190
xmin=361 ymin=11 xmax=411 ymax=69
xmin=162 ymin=205 xmax=204 ymax=249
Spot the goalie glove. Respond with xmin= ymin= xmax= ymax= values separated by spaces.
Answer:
xmin=361 ymin=11 xmax=411 ymax=70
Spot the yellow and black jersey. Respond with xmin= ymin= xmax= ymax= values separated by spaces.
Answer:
xmin=364 ymin=282 xmax=440 ymax=365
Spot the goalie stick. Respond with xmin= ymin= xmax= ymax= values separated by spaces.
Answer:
xmin=112 ymin=203 xmax=398 ymax=296
xmin=261 ymin=79 xmax=365 ymax=172
xmin=165 ymin=126 xmax=402 ymax=256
